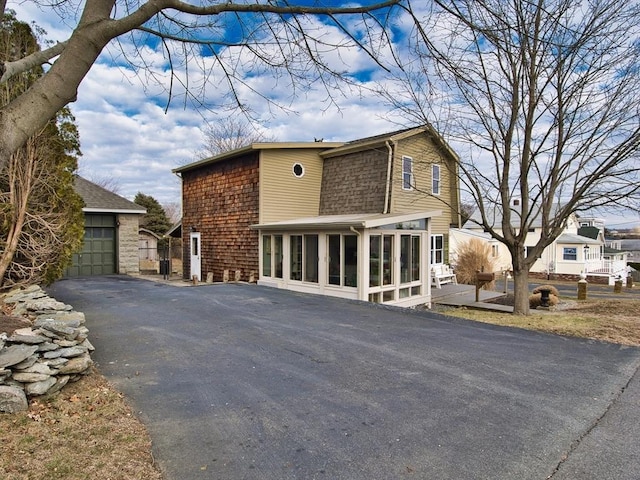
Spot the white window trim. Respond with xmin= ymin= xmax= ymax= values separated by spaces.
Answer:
xmin=402 ymin=156 xmax=413 ymax=191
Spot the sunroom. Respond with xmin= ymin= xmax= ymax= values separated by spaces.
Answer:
xmin=251 ymin=211 xmax=440 ymax=308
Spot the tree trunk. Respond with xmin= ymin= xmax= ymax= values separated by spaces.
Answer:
xmin=512 ymin=267 xmax=530 ymax=315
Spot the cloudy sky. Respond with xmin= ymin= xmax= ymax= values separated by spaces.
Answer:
xmin=6 ymin=1 xmax=640 ymax=229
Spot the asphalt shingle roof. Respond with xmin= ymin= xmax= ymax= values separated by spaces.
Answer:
xmin=73 ymin=176 xmax=146 ymax=214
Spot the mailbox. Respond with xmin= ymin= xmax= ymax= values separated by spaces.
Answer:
xmin=476 ymin=272 xmax=495 ymax=282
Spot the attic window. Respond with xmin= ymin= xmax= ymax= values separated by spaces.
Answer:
xmin=292 ymin=163 xmax=305 ymax=178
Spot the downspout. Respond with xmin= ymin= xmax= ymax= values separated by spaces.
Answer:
xmin=384 ymin=140 xmax=394 ymax=214
xmin=350 ymin=226 xmax=364 ymax=301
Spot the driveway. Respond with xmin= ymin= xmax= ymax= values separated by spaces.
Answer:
xmin=47 ymin=276 xmax=640 ymax=480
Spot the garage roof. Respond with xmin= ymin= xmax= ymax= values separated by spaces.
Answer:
xmin=74 ymin=176 xmax=146 ymax=214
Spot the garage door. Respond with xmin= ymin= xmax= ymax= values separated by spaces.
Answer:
xmin=65 ymin=214 xmax=116 ymax=276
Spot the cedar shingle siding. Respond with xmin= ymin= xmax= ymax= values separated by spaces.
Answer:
xmin=181 ymin=153 xmax=260 ymax=282
xmin=319 ymin=149 xmax=388 ymax=214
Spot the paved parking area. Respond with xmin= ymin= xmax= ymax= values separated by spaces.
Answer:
xmin=48 ymin=276 xmax=640 ymax=480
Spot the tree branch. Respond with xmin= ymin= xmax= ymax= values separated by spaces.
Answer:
xmin=0 ymin=41 xmax=68 ymax=84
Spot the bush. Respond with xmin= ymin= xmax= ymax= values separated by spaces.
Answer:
xmin=453 ymin=238 xmax=496 ymax=286
xmin=529 ymin=292 xmax=559 ymax=309
xmin=531 ymin=284 xmax=560 ymax=296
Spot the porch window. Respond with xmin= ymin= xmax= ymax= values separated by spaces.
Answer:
xmin=400 ymin=234 xmax=421 ymax=284
xmin=370 ymin=234 xmax=394 ymax=287
xmin=432 ymin=164 xmax=441 ymax=195
xmin=430 ymin=234 xmax=443 ymax=264
xmin=402 ymin=156 xmax=413 ymax=190
xmin=328 ymin=234 xmax=358 ymax=287
xmin=563 ymin=247 xmax=577 ymax=261
xmin=290 ymin=234 xmax=318 ymax=283
xmin=262 ymin=235 xmax=283 ymax=278
xmin=263 ymin=235 xmax=272 ymax=277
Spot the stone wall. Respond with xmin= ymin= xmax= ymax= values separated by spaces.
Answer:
xmin=181 ymin=153 xmax=260 ymax=282
xmin=0 ymin=285 xmax=93 ymax=413
xmin=118 ymin=213 xmax=141 ymax=274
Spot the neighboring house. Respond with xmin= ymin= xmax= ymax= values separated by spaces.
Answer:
xmin=458 ymin=203 xmax=626 ymax=284
xmin=173 ymin=126 xmax=461 ymax=307
xmin=66 ymin=176 xmax=146 ymax=276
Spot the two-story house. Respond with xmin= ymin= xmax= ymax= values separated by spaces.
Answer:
xmin=173 ymin=126 xmax=461 ymax=307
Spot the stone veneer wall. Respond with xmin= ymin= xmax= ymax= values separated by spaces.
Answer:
xmin=0 ymin=286 xmax=93 ymax=413
xmin=117 ymin=213 xmax=141 ymax=274
xmin=181 ymin=154 xmax=260 ymax=282
xmin=319 ymin=149 xmax=389 ymax=215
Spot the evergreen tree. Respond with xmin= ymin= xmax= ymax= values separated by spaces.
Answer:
xmin=134 ymin=192 xmax=172 ymax=237
xmin=0 ymin=11 xmax=84 ymax=288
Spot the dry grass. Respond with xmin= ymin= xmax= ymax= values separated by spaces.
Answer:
xmin=0 ymin=369 xmax=163 ymax=480
xmin=441 ymin=298 xmax=640 ymax=346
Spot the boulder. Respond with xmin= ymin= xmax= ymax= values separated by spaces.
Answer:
xmin=25 ymin=376 xmax=57 ymax=396
xmin=0 ymin=385 xmax=28 ymax=413
xmin=0 ymin=344 xmax=39 ymax=369
xmin=58 ymin=353 xmax=93 ymax=374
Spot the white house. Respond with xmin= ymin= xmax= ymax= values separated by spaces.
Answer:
xmin=454 ymin=206 xmax=628 ymax=285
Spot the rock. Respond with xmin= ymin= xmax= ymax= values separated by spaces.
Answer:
xmin=0 ymin=385 xmax=28 ymax=413
xmin=80 ymin=338 xmax=95 ymax=352
xmin=13 ymin=354 xmax=38 ymax=370
xmin=44 ymin=357 xmax=68 ymax=367
xmin=0 ymin=368 xmax=11 ymax=381
xmin=0 ymin=315 xmax=32 ymax=336
xmin=57 ymin=346 xmax=87 ymax=358
xmin=25 ymin=298 xmax=72 ymax=312
xmin=19 ymin=362 xmax=57 ymax=376
xmin=36 ymin=342 xmax=60 ymax=352
xmin=58 ymin=353 xmax=93 ymax=374
xmin=35 ymin=311 xmax=85 ymax=326
xmin=35 ymin=320 xmax=78 ymax=341
xmin=12 ymin=372 xmax=51 ymax=383
xmin=8 ymin=328 xmax=49 ymax=344
xmin=46 ymin=375 xmax=70 ymax=395
xmin=0 ymin=344 xmax=39 ymax=369
xmin=25 ymin=376 xmax=57 ymax=396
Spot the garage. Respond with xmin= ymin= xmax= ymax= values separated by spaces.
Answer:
xmin=65 ymin=176 xmax=146 ymax=277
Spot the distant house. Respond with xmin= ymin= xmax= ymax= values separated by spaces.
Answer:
xmin=457 ymin=205 xmax=627 ymax=284
xmin=67 ymin=176 xmax=146 ymax=276
xmin=173 ymin=126 xmax=461 ymax=307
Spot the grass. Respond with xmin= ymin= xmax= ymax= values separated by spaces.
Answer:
xmin=436 ymin=297 xmax=640 ymax=346
xmin=0 ymin=369 xmax=163 ymax=480
xmin=1 ymin=293 xmax=638 ymax=479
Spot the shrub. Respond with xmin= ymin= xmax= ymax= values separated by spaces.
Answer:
xmin=531 ymin=284 xmax=560 ymax=296
xmin=453 ymin=238 xmax=496 ymax=287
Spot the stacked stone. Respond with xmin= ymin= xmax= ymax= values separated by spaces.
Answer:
xmin=0 ymin=285 xmax=94 ymax=413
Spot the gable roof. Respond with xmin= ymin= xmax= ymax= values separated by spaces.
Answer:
xmin=74 ymin=176 xmax=146 ymax=214
xmin=319 ymin=125 xmax=459 ymax=161
xmin=173 ymin=142 xmax=344 ymax=174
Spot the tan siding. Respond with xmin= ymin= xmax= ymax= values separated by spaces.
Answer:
xmin=389 ymin=134 xmax=457 ymax=235
xmin=260 ymin=149 xmax=324 ymax=223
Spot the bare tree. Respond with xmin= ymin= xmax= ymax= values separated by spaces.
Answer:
xmin=384 ymin=0 xmax=640 ymax=314
xmin=196 ymin=118 xmax=279 ymax=159
xmin=0 ymin=1 xmax=400 ymax=175
xmin=162 ymin=201 xmax=181 ymax=225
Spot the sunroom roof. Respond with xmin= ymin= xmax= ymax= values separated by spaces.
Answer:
xmin=251 ymin=211 xmax=441 ymax=231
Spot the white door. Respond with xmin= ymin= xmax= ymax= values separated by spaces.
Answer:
xmin=190 ymin=232 xmax=201 ymax=281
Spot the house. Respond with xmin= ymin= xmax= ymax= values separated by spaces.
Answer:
xmin=457 ymin=205 xmax=627 ymax=284
xmin=66 ymin=176 xmax=146 ymax=276
xmin=173 ymin=126 xmax=461 ymax=307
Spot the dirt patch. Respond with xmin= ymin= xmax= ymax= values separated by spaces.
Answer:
xmin=0 ymin=314 xmax=32 ymax=336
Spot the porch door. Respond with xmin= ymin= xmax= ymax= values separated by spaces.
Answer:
xmin=190 ymin=232 xmax=201 ymax=281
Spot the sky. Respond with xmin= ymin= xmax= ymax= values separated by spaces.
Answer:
xmin=6 ymin=1 xmax=640 ymax=230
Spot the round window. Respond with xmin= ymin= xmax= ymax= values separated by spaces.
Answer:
xmin=292 ymin=163 xmax=305 ymax=178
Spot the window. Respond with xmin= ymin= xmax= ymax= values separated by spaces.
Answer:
xmin=491 ymin=244 xmax=499 ymax=257
xmin=370 ymin=235 xmax=394 ymax=287
xmin=402 ymin=156 xmax=413 ymax=190
xmin=400 ymin=234 xmax=420 ymax=284
xmin=262 ymin=235 xmax=283 ymax=278
xmin=432 ymin=164 xmax=441 ymax=195
xmin=563 ymin=247 xmax=577 ymax=261
xmin=430 ymin=235 xmax=443 ymax=265
xmin=328 ymin=234 xmax=358 ymax=287
xmin=292 ymin=163 xmax=305 ymax=177
xmin=262 ymin=235 xmax=272 ymax=277
xmin=290 ymin=234 xmax=318 ymax=282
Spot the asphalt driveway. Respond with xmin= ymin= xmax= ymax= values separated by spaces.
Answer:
xmin=47 ymin=276 xmax=640 ymax=480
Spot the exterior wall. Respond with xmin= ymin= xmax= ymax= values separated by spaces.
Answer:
xmin=181 ymin=153 xmax=260 ymax=282
xmin=260 ymin=149 xmax=326 ymax=223
xmin=117 ymin=214 xmax=141 ymax=274
xmin=319 ymin=148 xmax=389 ymax=215
xmin=389 ymin=134 xmax=459 ymax=235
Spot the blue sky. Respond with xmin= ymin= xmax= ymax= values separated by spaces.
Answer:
xmin=6 ymin=1 xmax=640 ymax=229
